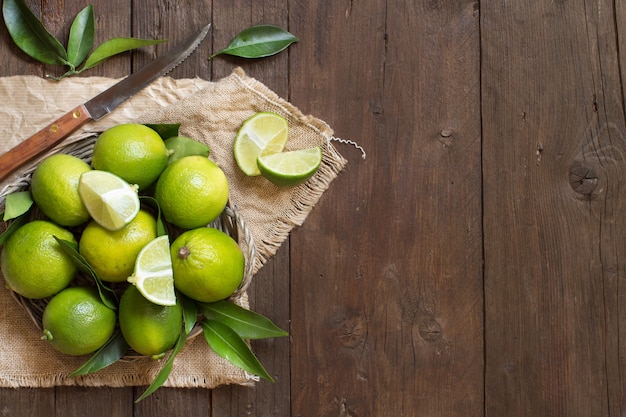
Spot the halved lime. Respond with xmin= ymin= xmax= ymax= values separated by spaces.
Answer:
xmin=234 ymin=112 xmax=289 ymax=176
xmin=127 ymin=235 xmax=176 ymax=306
xmin=78 ymin=170 xmax=140 ymax=231
xmin=257 ymin=147 xmax=322 ymax=186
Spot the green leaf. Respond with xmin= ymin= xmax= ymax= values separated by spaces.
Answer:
xmin=67 ymin=5 xmax=94 ymax=68
xmin=70 ymin=331 xmax=129 ymax=376
xmin=181 ymin=295 xmax=198 ymax=335
xmin=211 ymin=25 xmax=298 ymax=59
xmin=3 ymin=191 xmax=33 ymax=221
xmin=0 ymin=212 xmax=29 ymax=244
xmin=2 ymin=0 xmax=69 ymax=65
xmin=139 ymin=196 xmax=167 ymax=237
xmin=201 ymin=319 xmax=274 ymax=382
xmin=135 ymin=329 xmax=187 ymax=402
xmin=164 ymin=136 xmax=210 ymax=164
xmin=81 ymin=37 xmax=167 ymax=71
xmin=54 ymin=237 xmax=118 ymax=309
xmin=144 ymin=123 xmax=180 ymax=140
xmin=199 ymin=300 xmax=288 ymax=340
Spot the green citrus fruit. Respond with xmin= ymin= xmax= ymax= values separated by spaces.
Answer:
xmin=257 ymin=146 xmax=322 ymax=186
xmin=78 ymin=170 xmax=140 ymax=231
xmin=30 ymin=154 xmax=92 ymax=226
xmin=127 ymin=235 xmax=176 ymax=306
xmin=233 ymin=112 xmax=288 ymax=176
xmin=118 ymin=285 xmax=182 ymax=358
xmin=79 ymin=210 xmax=157 ymax=282
xmin=42 ymin=286 xmax=116 ymax=356
xmin=171 ymin=227 xmax=244 ymax=303
xmin=0 ymin=220 xmax=77 ymax=299
xmin=91 ymin=124 xmax=169 ymax=190
xmin=154 ymin=156 xmax=229 ymax=230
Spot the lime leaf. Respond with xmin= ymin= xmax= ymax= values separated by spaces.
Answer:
xmin=2 ymin=0 xmax=69 ymax=65
xmin=0 ymin=212 xmax=29 ymax=244
xmin=3 ymin=191 xmax=33 ymax=221
xmin=135 ymin=330 xmax=187 ymax=403
xmin=139 ymin=196 xmax=168 ymax=237
xmin=82 ymin=37 xmax=167 ymax=71
xmin=201 ymin=319 xmax=274 ymax=382
xmin=211 ymin=25 xmax=298 ymax=59
xmin=70 ymin=331 xmax=129 ymax=376
xmin=181 ymin=295 xmax=198 ymax=335
xmin=144 ymin=123 xmax=180 ymax=140
xmin=54 ymin=237 xmax=118 ymax=309
xmin=164 ymin=136 xmax=210 ymax=164
xmin=199 ymin=300 xmax=288 ymax=340
xmin=67 ymin=4 xmax=94 ymax=68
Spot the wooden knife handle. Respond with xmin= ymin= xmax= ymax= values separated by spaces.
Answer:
xmin=0 ymin=104 xmax=92 ymax=183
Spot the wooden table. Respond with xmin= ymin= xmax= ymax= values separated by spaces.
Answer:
xmin=2 ymin=1 xmax=625 ymax=416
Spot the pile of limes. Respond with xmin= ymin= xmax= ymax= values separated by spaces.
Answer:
xmin=1 ymin=123 xmax=245 ymax=359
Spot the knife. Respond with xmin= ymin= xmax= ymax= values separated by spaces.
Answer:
xmin=0 ymin=22 xmax=211 ymax=183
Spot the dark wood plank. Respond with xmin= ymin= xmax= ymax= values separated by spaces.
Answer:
xmin=55 ymin=387 xmax=133 ymax=416
xmin=482 ymin=1 xmax=626 ymax=415
xmin=0 ymin=388 xmax=54 ymax=417
xmin=289 ymin=1 xmax=483 ymax=416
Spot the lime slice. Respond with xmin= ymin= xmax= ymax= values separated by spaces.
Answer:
xmin=78 ymin=170 xmax=140 ymax=231
xmin=257 ymin=147 xmax=322 ymax=186
xmin=234 ymin=112 xmax=289 ymax=176
xmin=127 ymin=235 xmax=176 ymax=306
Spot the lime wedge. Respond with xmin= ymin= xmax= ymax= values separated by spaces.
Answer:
xmin=127 ymin=235 xmax=176 ymax=306
xmin=234 ymin=112 xmax=289 ymax=176
xmin=257 ymin=147 xmax=322 ymax=186
xmin=78 ymin=170 xmax=140 ymax=231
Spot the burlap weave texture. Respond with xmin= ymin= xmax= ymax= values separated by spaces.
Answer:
xmin=0 ymin=68 xmax=346 ymax=388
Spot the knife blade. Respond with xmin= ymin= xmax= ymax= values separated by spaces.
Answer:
xmin=0 ymin=22 xmax=211 ymax=183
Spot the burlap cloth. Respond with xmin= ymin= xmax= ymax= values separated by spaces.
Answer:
xmin=0 ymin=68 xmax=347 ymax=388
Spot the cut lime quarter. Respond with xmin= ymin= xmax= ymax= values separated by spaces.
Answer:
xmin=78 ymin=170 xmax=140 ymax=231
xmin=257 ymin=147 xmax=322 ymax=186
xmin=234 ymin=112 xmax=289 ymax=176
xmin=127 ymin=235 xmax=176 ymax=306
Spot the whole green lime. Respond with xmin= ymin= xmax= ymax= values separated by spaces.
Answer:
xmin=79 ymin=210 xmax=157 ymax=282
xmin=171 ymin=227 xmax=244 ymax=303
xmin=154 ymin=156 xmax=229 ymax=230
xmin=92 ymin=124 xmax=169 ymax=190
xmin=30 ymin=154 xmax=92 ymax=226
xmin=42 ymin=286 xmax=116 ymax=356
xmin=118 ymin=285 xmax=182 ymax=358
xmin=0 ymin=220 xmax=77 ymax=299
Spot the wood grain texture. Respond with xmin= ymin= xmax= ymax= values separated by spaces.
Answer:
xmin=482 ymin=0 xmax=626 ymax=415
xmin=288 ymin=1 xmax=483 ymax=416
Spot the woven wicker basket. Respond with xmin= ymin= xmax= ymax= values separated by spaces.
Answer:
xmin=0 ymin=130 xmax=257 ymax=359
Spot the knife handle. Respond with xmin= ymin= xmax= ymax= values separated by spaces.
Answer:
xmin=0 ymin=104 xmax=93 ymax=183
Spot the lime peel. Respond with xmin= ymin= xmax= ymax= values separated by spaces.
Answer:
xmin=127 ymin=235 xmax=176 ymax=306
xmin=234 ymin=112 xmax=289 ymax=176
xmin=257 ymin=146 xmax=322 ymax=186
xmin=79 ymin=170 xmax=140 ymax=231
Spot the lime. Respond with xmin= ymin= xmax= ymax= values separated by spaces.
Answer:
xmin=118 ymin=285 xmax=182 ymax=358
xmin=30 ymin=154 xmax=92 ymax=226
xmin=79 ymin=210 xmax=157 ymax=282
xmin=234 ymin=112 xmax=289 ymax=176
xmin=91 ymin=124 xmax=169 ymax=190
xmin=171 ymin=227 xmax=244 ymax=303
xmin=257 ymin=147 xmax=322 ymax=186
xmin=154 ymin=156 xmax=229 ymax=230
xmin=42 ymin=286 xmax=116 ymax=356
xmin=78 ymin=170 xmax=140 ymax=231
xmin=0 ymin=220 xmax=76 ymax=299
xmin=127 ymin=235 xmax=176 ymax=306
